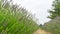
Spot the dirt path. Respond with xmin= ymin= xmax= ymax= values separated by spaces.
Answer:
xmin=33 ymin=29 xmax=51 ymax=34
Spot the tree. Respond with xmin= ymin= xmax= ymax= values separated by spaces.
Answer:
xmin=43 ymin=0 xmax=60 ymax=34
xmin=48 ymin=0 xmax=60 ymax=19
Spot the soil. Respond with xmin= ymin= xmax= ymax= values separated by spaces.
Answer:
xmin=33 ymin=29 xmax=51 ymax=34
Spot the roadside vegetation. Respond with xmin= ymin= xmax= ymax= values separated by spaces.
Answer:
xmin=41 ymin=0 xmax=60 ymax=34
xmin=0 ymin=0 xmax=39 ymax=34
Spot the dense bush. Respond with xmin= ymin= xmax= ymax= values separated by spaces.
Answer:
xmin=0 ymin=0 xmax=39 ymax=34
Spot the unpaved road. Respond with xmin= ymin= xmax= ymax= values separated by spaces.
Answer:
xmin=33 ymin=29 xmax=51 ymax=34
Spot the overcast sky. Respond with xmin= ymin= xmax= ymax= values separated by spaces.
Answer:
xmin=13 ymin=0 xmax=53 ymax=25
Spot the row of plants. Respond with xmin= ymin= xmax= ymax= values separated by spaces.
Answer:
xmin=0 ymin=0 xmax=39 ymax=34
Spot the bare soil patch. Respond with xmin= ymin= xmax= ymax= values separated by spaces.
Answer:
xmin=33 ymin=29 xmax=51 ymax=34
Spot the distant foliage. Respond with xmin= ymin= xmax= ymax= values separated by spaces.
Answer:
xmin=43 ymin=17 xmax=60 ymax=34
xmin=48 ymin=0 xmax=60 ymax=19
xmin=42 ymin=0 xmax=60 ymax=34
xmin=0 ymin=0 xmax=39 ymax=34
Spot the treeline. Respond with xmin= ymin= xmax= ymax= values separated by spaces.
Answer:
xmin=40 ymin=0 xmax=60 ymax=34
xmin=0 ymin=0 xmax=39 ymax=34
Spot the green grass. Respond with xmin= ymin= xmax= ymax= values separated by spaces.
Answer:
xmin=0 ymin=0 xmax=39 ymax=34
